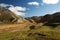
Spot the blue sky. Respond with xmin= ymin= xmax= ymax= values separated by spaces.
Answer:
xmin=0 ymin=0 xmax=60 ymax=17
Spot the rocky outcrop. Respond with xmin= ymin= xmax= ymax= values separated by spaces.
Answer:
xmin=0 ymin=7 xmax=26 ymax=23
xmin=25 ymin=16 xmax=42 ymax=23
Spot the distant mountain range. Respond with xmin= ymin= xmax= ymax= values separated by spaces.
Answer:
xmin=25 ymin=12 xmax=60 ymax=23
xmin=0 ymin=7 xmax=60 ymax=24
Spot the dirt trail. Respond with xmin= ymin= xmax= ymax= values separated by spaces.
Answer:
xmin=0 ymin=21 xmax=34 ymax=30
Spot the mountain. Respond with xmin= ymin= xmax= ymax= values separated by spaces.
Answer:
xmin=0 ymin=7 xmax=60 ymax=40
xmin=25 ymin=16 xmax=42 ymax=23
xmin=41 ymin=12 xmax=60 ymax=23
xmin=25 ymin=12 xmax=60 ymax=23
xmin=0 ymin=7 xmax=26 ymax=23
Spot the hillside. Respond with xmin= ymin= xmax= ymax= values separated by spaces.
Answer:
xmin=0 ymin=7 xmax=26 ymax=23
xmin=25 ymin=12 xmax=60 ymax=23
xmin=0 ymin=7 xmax=60 ymax=40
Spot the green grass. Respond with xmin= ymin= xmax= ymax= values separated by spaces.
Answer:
xmin=0 ymin=24 xmax=60 ymax=40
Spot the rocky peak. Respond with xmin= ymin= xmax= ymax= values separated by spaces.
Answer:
xmin=0 ymin=7 xmax=25 ymax=23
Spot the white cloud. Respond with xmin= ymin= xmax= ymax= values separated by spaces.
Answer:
xmin=52 ymin=10 xmax=58 ymax=13
xmin=28 ymin=2 xmax=39 ymax=6
xmin=0 ymin=3 xmax=13 ymax=7
xmin=43 ymin=0 xmax=59 ymax=4
xmin=0 ymin=3 xmax=27 ymax=16
xmin=14 ymin=6 xmax=26 ymax=11
xmin=8 ymin=6 xmax=26 ymax=16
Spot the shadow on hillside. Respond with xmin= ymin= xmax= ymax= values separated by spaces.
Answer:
xmin=43 ymin=22 xmax=60 ymax=28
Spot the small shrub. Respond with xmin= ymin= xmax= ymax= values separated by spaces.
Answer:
xmin=29 ymin=25 xmax=35 ymax=30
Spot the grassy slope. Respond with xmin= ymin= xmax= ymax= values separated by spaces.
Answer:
xmin=0 ymin=23 xmax=60 ymax=40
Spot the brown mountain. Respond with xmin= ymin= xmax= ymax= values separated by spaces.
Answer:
xmin=0 ymin=7 xmax=26 ymax=23
xmin=25 ymin=12 xmax=60 ymax=23
xmin=25 ymin=16 xmax=43 ymax=23
xmin=41 ymin=12 xmax=60 ymax=23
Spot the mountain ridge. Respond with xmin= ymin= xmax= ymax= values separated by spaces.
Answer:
xmin=0 ymin=7 xmax=26 ymax=23
xmin=25 ymin=12 xmax=60 ymax=23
